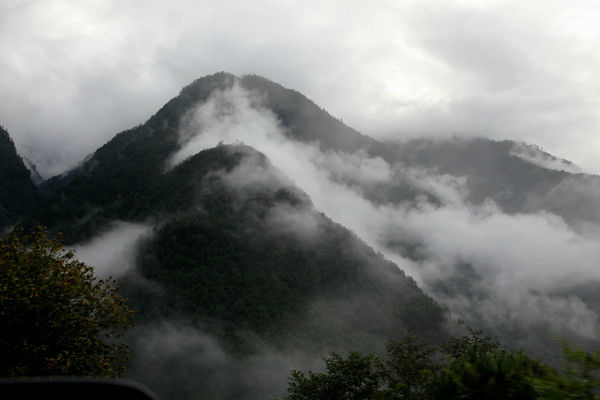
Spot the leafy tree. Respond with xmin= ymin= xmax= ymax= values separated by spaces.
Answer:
xmin=284 ymin=352 xmax=384 ymax=400
xmin=281 ymin=330 xmax=561 ymax=400
xmin=379 ymin=333 xmax=438 ymax=399
xmin=0 ymin=227 xmax=133 ymax=377
xmin=532 ymin=339 xmax=600 ymax=399
xmin=434 ymin=347 xmax=552 ymax=399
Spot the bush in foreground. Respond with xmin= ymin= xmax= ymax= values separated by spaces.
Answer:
xmin=0 ymin=227 xmax=133 ymax=377
xmin=282 ymin=330 xmax=600 ymax=399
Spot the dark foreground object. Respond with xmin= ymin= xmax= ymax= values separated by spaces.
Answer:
xmin=0 ymin=378 xmax=159 ymax=400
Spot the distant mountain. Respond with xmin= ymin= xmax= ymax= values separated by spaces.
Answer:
xmin=239 ymin=74 xmax=387 ymax=155
xmin=389 ymin=137 xmax=600 ymax=231
xmin=22 ymin=71 xmax=422 ymax=240
xmin=0 ymin=126 xmax=40 ymax=227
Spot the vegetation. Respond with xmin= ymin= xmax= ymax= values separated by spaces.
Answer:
xmin=281 ymin=330 xmax=600 ymax=400
xmin=532 ymin=339 xmax=600 ymax=399
xmin=0 ymin=227 xmax=133 ymax=377
xmin=0 ymin=126 xmax=40 ymax=226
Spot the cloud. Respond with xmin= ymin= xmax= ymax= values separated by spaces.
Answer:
xmin=72 ymin=221 xmax=151 ymax=279
xmin=263 ymin=204 xmax=320 ymax=241
xmin=2 ymin=0 xmax=600 ymax=175
xmin=316 ymin=150 xmax=393 ymax=185
xmin=172 ymin=83 xmax=600 ymax=349
xmin=397 ymin=200 xmax=600 ymax=339
xmin=126 ymin=320 xmax=321 ymax=400
xmin=510 ymin=142 xmax=581 ymax=173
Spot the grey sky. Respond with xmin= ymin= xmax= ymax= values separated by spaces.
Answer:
xmin=1 ymin=0 xmax=599 ymax=176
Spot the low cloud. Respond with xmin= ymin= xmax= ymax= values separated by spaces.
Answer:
xmin=72 ymin=221 xmax=151 ymax=279
xmin=399 ymin=201 xmax=600 ymax=339
xmin=126 ymin=321 xmax=321 ymax=400
xmin=510 ymin=142 xmax=582 ymax=173
xmin=172 ymin=83 xmax=600 ymax=350
xmin=264 ymin=204 xmax=320 ymax=241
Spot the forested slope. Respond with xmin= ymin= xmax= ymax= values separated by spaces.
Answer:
xmin=0 ymin=126 xmax=40 ymax=227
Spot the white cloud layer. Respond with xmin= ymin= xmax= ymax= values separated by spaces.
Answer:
xmin=1 ymin=0 xmax=600 ymax=176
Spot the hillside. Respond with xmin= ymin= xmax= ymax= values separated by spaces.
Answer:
xmin=0 ymin=126 xmax=40 ymax=227
xmin=121 ymin=144 xmax=445 ymax=352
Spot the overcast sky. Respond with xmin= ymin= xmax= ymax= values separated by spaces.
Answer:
xmin=1 ymin=0 xmax=599 ymax=177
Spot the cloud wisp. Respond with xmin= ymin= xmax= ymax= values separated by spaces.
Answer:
xmin=72 ymin=221 xmax=152 ymax=279
xmin=510 ymin=142 xmax=582 ymax=174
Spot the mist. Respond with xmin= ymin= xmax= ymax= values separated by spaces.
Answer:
xmin=72 ymin=221 xmax=151 ymax=279
xmin=169 ymin=83 xmax=600 ymax=352
xmin=125 ymin=320 xmax=326 ymax=400
xmin=510 ymin=142 xmax=582 ymax=174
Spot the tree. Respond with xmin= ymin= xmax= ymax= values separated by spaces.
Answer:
xmin=280 ymin=330 xmax=560 ymax=400
xmin=434 ymin=346 xmax=552 ymax=399
xmin=532 ymin=339 xmax=600 ymax=399
xmin=381 ymin=333 xmax=438 ymax=399
xmin=284 ymin=352 xmax=384 ymax=400
xmin=0 ymin=227 xmax=133 ymax=377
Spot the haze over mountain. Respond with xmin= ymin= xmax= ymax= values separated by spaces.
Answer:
xmin=4 ymin=72 xmax=600 ymax=398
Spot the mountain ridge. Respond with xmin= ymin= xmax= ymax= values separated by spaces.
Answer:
xmin=27 ymin=72 xmax=598 ymax=239
xmin=0 ymin=126 xmax=40 ymax=226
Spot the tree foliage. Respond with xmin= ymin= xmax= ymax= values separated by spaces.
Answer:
xmin=0 ymin=227 xmax=133 ymax=377
xmin=281 ymin=330 xmax=600 ymax=400
xmin=532 ymin=339 xmax=600 ymax=399
xmin=286 ymin=352 xmax=384 ymax=400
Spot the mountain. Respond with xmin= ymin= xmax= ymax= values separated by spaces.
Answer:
xmin=390 ymin=137 xmax=600 ymax=231
xmin=18 ymin=71 xmax=600 ymax=397
xmin=0 ymin=126 xmax=40 ymax=227
xmin=31 ymin=72 xmax=598 ymax=241
xmin=122 ymin=143 xmax=444 ymax=337
xmin=22 ymin=73 xmax=447 ymax=399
